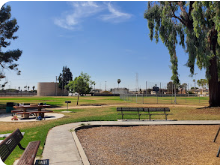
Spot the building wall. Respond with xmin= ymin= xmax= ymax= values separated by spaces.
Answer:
xmin=111 ymin=88 xmax=129 ymax=94
xmin=37 ymin=82 xmax=68 ymax=96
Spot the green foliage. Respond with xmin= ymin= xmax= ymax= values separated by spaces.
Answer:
xmin=66 ymin=72 xmax=93 ymax=94
xmin=0 ymin=5 xmax=22 ymax=79
xmin=58 ymin=66 xmax=73 ymax=90
xmin=197 ymin=79 xmax=208 ymax=89
xmin=144 ymin=1 xmax=220 ymax=81
xmin=117 ymin=79 xmax=121 ymax=88
xmin=144 ymin=2 xmax=220 ymax=106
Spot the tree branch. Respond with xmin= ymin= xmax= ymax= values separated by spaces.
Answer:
xmin=178 ymin=1 xmax=188 ymax=20
xmin=169 ymin=2 xmax=186 ymax=26
xmin=188 ymin=1 xmax=195 ymax=16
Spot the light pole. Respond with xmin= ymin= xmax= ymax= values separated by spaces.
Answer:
xmin=194 ymin=73 xmax=198 ymax=91
xmin=105 ymin=81 xmax=107 ymax=91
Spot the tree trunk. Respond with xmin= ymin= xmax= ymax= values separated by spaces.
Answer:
xmin=208 ymin=56 xmax=220 ymax=106
xmin=77 ymin=94 xmax=79 ymax=105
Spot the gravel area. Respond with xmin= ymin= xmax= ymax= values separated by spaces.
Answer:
xmin=76 ymin=125 xmax=220 ymax=165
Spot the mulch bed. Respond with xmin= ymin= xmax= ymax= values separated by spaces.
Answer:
xmin=77 ymin=125 xmax=220 ymax=165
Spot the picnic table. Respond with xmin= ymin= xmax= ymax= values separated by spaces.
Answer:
xmin=13 ymin=104 xmax=52 ymax=119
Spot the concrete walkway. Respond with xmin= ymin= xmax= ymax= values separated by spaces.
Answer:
xmin=42 ymin=120 xmax=220 ymax=165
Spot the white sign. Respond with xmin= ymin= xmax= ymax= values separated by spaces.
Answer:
xmin=0 ymin=157 xmax=6 ymax=165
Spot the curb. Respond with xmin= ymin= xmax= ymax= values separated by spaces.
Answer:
xmin=71 ymin=125 xmax=90 ymax=165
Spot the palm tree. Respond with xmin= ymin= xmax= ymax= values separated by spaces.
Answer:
xmin=117 ymin=79 xmax=121 ymax=88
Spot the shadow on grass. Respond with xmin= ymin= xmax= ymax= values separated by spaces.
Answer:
xmin=197 ymin=106 xmax=220 ymax=109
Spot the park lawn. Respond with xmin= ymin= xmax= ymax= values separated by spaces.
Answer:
xmin=0 ymin=96 xmax=217 ymax=164
xmin=0 ymin=96 xmax=124 ymax=109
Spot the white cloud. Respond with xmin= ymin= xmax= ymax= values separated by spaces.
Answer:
xmin=100 ymin=3 xmax=132 ymax=23
xmin=54 ymin=2 xmax=132 ymax=30
xmin=54 ymin=2 xmax=103 ymax=30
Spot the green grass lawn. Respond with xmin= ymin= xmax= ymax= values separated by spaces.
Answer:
xmin=0 ymin=96 xmax=124 ymax=109
xmin=0 ymin=96 xmax=218 ymax=164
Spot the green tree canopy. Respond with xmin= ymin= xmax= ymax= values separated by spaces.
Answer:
xmin=66 ymin=72 xmax=93 ymax=105
xmin=197 ymin=79 xmax=208 ymax=89
xmin=117 ymin=79 xmax=121 ymax=88
xmin=144 ymin=1 xmax=220 ymax=106
xmin=0 ymin=5 xmax=22 ymax=80
xmin=58 ymin=66 xmax=73 ymax=90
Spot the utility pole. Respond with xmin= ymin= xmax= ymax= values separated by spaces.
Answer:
xmin=105 ymin=81 xmax=107 ymax=91
xmin=62 ymin=72 xmax=64 ymax=96
xmin=146 ymin=81 xmax=147 ymax=96
xmin=194 ymin=73 xmax=198 ymax=95
xmin=56 ymin=76 xmax=57 ymax=96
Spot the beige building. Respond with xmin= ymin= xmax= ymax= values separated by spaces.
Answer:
xmin=37 ymin=82 xmax=68 ymax=96
xmin=111 ymin=88 xmax=129 ymax=94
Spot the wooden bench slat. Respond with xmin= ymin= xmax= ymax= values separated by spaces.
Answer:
xmin=17 ymin=141 xmax=40 ymax=165
xmin=0 ymin=129 xmax=40 ymax=164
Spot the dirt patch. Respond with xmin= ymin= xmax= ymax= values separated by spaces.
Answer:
xmin=77 ymin=125 xmax=220 ymax=165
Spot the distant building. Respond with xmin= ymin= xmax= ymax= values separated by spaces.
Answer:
xmin=37 ymin=82 xmax=68 ymax=96
xmin=91 ymin=89 xmax=102 ymax=93
xmin=111 ymin=88 xmax=129 ymax=94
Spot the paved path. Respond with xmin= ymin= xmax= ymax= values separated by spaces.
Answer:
xmin=42 ymin=120 xmax=220 ymax=165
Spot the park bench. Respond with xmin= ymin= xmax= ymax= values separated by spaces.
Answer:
xmin=0 ymin=129 xmax=40 ymax=165
xmin=30 ymin=110 xmax=53 ymax=120
xmin=117 ymin=107 xmax=171 ymax=120
xmin=16 ymin=112 xmax=35 ymax=119
xmin=11 ymin=110 xmax=23 ymax=116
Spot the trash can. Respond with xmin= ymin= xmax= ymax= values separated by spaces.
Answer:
xmin=6 ymin=102 xmax=14 ymax=113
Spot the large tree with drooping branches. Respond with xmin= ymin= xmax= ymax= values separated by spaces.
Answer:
xmin=144 ymin=1 xmax=220 ymax=107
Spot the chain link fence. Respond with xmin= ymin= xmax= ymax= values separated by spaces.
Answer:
xmin=120 ymin=94 xmax=209 ymax=106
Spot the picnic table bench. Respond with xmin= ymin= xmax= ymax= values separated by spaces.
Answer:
xmin=15 ymin=110 xmax=53 ymax=120
xmin=0 ymin=129 xmax=40 ymax=165
xmin=117 ymin=107 xmax=171 ymax=120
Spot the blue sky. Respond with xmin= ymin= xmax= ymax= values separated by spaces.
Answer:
xmin=2 ymin=1 xmax=206 ymax=91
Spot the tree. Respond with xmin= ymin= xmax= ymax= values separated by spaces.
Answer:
xmin=197 ymin=79 xmax=208 ymax=94
xmin=91 ymin=81 xmax=96 ymax=89
xmin=0 ymin=5 xmax=22 ymax=80
xmin=144 ymin=2 xmax=220 ymax=106
xmin=32 ymin=86 xmax=35 ymax=91
xmin=66 ymin=72 xmax=93 ymax=105
xmin=117 ymin=79 xmax=121 ymax=88
xmin=58 ymin=66 xmax=73 ymax=91
xmin=181 ymin=83 xmax=188 ymax=94
xmin=179 ymin=83 xmax=187 ymax=94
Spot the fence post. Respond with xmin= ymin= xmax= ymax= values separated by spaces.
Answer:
xmin=157 ymin=94 xmax=158 ymax=104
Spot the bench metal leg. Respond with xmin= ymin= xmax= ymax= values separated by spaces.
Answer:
xmin=18 ymin=143 xmax=25 ymax=150
xmin=214 ymin=126 xmax=220 ymax=142
xmin=165 ymin=114 xmax=168 ymax=120
xmin=217 ymin=146 xmax=220 ymax=157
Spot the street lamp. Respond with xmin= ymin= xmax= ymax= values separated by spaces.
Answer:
xmin=105 ymin=81 xmax=107 ymax=91
xmin=194 ymin=73 xmax=198 ymax=89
